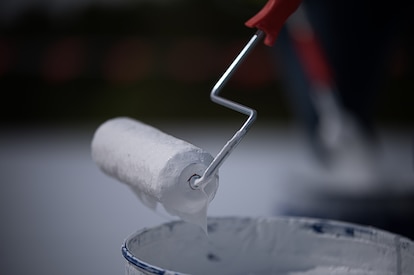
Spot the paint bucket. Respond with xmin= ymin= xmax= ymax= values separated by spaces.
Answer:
xmin=122 ymin=216 xmax=414 ymax=275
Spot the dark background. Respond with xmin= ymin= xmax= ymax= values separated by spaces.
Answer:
xmin=0 ymin=0 xmax=413 ymax=127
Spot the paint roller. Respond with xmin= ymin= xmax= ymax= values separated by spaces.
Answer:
xmin=91 ymin=0 xmax=301 ymax=226
xmin=91 ymin=117 xmax=218 ymax=227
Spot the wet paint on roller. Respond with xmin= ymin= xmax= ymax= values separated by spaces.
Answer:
xmin=123 ymin=217 xmax=414 ymax=275
xmin=91 ymin=117 xmax=219 ymax=231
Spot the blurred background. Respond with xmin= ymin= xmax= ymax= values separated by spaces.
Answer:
xmin=0 ymin=0 xmax=413 ymax=274
xmin=1 ymin=0 xmax=413 ymax=125
xmin=0 ymin=0 xmax=292 ymax=124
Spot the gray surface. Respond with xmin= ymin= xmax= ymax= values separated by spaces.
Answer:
xmin=0 ymin=121 xmax=413 ymax=275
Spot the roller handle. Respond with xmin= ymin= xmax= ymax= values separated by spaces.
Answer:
xmin=245 ymin=0 xmax=302 ymax=46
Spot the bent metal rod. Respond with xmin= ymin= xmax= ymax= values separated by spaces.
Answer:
xmin=189 ymin=30 xmax=264 ymax=190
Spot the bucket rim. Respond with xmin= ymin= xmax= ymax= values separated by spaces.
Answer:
xmin=122 ymin=216 xmax=414 ymax=275
xmin=122 ymin=241 xmax=187 ymax=275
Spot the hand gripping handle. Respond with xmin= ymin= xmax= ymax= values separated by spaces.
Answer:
xmin=245 ymin=0 xmax=302 ymax=46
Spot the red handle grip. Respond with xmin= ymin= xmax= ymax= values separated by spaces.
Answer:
xmin=245 ymin=0 xmax=302 ymax=46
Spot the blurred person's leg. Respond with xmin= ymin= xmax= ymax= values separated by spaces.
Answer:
xmin=303 ymin=0 xmax=412 ymax=139
xmin=275 ymin=27 xmax=325 ymax=158
xmin=277 ymin=0 xmax=413 ymax=144
xmin=272 ymin=0 xmax=414 ymax=238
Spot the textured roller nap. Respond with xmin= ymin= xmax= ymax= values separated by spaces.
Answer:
xmin=91 ymin=117 xmax=218 ymax=228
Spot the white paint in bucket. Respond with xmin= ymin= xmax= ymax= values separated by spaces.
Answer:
xmin=122 ymin=216 xmax=414 ymax=275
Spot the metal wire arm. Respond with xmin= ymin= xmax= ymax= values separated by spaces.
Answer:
xmin=189 ymin=30 xmax=264 ymax=190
